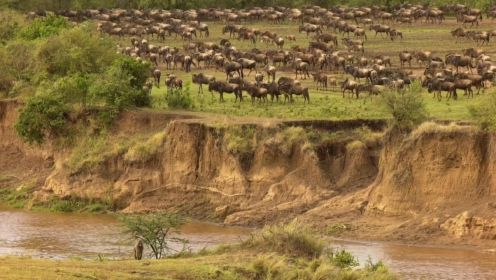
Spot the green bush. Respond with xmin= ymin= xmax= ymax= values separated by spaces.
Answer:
xmin=469 ymin=92 xmax=496 ymax=132
xmin=41 ymin=73 xmax=92 ymax=108
xmin=328 ymin=249 xmax=360 ymax=269
xmin=165 ymin=84 xmax=193 ymax=109
xmin=15 ymin=94 xmax=69 ymax=144
xmin=20 ymin=14 xmax=69 ymax=40
xmin=36 ymin=25 xmax=116 ymax=79
xmin=381 ymin=82 xmax=428 ymax=132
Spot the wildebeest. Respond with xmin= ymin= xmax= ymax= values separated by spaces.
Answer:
xmin=208 ymin=80 xmax=242 ymax=102
xmin=192 ymin=73 xmax=215 ymax=94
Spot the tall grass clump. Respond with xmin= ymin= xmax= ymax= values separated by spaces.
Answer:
xmin=124 ymin=131 xmax=166 ymax=162
xmin=225 ymin=125 xmax=256 ymax=155
xmin=241 ymin=219 xmax=324 ymax=259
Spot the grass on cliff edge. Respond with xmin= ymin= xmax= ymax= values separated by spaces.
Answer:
xmin=0 ymin=221 xmax=397 ymax=280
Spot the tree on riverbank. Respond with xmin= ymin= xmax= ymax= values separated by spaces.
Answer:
xmin=119 ymin=213 xmax=189 ymax=259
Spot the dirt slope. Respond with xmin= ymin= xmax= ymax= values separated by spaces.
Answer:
xmin=1 ymin=100 xmax=496 ymax=246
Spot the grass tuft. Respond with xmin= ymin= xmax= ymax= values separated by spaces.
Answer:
xmin=241 ymin=219 xmax=324 ymax=259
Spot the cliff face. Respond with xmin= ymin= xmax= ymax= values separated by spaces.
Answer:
xmin=2 ymin=100 xmax=496 ymax=244
xmin=42 ymin=119 xmax=382 ymax=226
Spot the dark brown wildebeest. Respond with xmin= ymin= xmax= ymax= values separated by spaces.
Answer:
xmin=224 ymin=61 xmax=243 ymax=80
xmin=293 ymin=59 xmax=310 ymax=80
xmin=263 ymin=65 xmax=276 ymax=82
xmin=261 ymin=82 xmax=282 ymax=102
xmin=459 ymin=14 xmax=480 ymax=27
xmin=152 ymin=68 xmax=161 ymax=87
xmin=244 ymin=82 xmax=268 ymax=104
xmin=192 ymin=73 xmax=215 ymax=94
xmin=255 ymin=72 xmax=264 ymax=86
xmin=341 ymin=78 xmax=359 ymax=98
xmin=311 ymin=72 xmax=329 ymax=91
xmin=399 ymin=51 xmax=413 ymax=68
xmin=165 ymin=74 xmax=183 ymax=90
xmin=288 ymin=84 xmax=310 ymax=103
xmin=208 ymin=80 xmax=242 ymax=102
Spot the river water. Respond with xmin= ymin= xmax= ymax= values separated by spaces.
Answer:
xmin=1 ymin=206 xmax=496 ymax=280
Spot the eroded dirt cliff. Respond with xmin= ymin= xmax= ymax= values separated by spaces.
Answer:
xmin=2 ymin=100 xmax=496 ymax=246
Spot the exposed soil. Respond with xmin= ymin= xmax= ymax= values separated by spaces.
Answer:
xmin=1 ymin=99 xmax=496 ymax=248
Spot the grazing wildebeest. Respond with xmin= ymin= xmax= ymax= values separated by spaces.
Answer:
xmin=341 ymin=78 xmax=359 ymax=98
xmin=399 ymin=51 xmax=413 ymax=68
xmin=261 ymin=82 xmax=282 ymax=102
xmin=208 ymin=80 xmax=242 ymax=102
xmin=224 ymin=61 xmax=243 ymax=80
xmin=263 ymin=65 xmax=276 ymax=82
xmin=192 ymin=73 xmax=215 ymax=94
xmin=152 ymin=68 xmax=161 ymax=87
xmin=293 ymin=59 xmax=310 ymax=79
xmin=311 ymin=72 xmax=329 ymax=90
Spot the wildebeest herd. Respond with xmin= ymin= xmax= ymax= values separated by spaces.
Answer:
xmin=30 ymin=3 xmax=496 ymax=104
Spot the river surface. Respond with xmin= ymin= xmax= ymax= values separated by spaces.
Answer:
xmin=1 ymin=206 xmax=496 ymax=280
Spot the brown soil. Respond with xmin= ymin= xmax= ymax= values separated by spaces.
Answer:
xmin=1 ymin=99 xmax=496 ymax=248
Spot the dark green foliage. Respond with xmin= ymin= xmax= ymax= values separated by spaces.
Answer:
xmin=20 ymin=15 xmax=69 ymax=40
xmin=15 ymin=94 xmax=69 ymax=145
xmin=119 ymin=213 xmax=188 ymax=259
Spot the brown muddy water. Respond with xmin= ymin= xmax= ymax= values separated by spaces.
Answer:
xmin=1 ymin=206 xmax=496 ymax=280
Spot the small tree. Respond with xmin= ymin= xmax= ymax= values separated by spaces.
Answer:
xmin=381 ymin=82 xmax=428 ymax=132
xmin=119 ymin=213 xmax=188 ymax=259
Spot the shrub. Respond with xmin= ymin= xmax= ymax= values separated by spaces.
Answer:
xmin=241 ymin=219 xmax=324 ymax=259
xmin=0 ymin=10 xmax=22 ymax=44
xmin=36 ymin=25 xmax=116 ymax=79
xmin=165 ymin=84 xmax=193 ymax=109
xmin=381 ymin=82 xmax=428 ymax=132
xmin=88 ymin=64 xmax=149 ymax=126
xmin=20 ymin=14 xmax=69 ymax=40
xmin=15 ymin=94 xmax=68 ymax=144
xmin=42 ymin=73 xmax=92 ymax=108
xmin=469 ymin=92 xmax=496 ymax=132
xmin=328 ymin=249 xmax=359 ymax=269
xmin=112 ymin=57 xmax=151 ymax=91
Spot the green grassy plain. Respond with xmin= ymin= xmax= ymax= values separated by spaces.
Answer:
xmin=134 ymin=17 xmax=496 ymax=121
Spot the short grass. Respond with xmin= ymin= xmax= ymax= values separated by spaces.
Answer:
xmin=137 ymin=17 xmax=494 ymax=122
